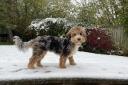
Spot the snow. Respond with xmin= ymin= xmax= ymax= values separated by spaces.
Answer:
xmin=97 ymin=37 xmax=101 ymax=40
xmin=0 ymin=45 xmax=128 ymax=81
xmin=29 ymin=18 xmax=67 ymax=30
xmin=28 ymin=18 xmax=68 ymax=35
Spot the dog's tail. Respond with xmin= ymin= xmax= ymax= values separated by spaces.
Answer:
xmin=13 ymin=36 xmax=39 ymax=52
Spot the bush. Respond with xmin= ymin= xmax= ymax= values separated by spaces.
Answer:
xmin=81 ymin=27 xmax=113 ymax=54
xmin=29 ymin=18 xmax=71 ymax=37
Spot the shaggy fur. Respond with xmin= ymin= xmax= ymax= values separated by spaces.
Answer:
xmin=13 ymin=26 xmax=87 ymax=69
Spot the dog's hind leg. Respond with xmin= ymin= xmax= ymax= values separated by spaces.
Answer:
xmin=36 ymin=51 xmax=47 ymax=67
xmin=27 ymin=47 xmax=43 ymax=69
xmin=28 ymin=55 xmax=38 ymax=69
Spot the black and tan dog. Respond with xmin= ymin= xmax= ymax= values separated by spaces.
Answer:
xmin=13 ymin=26 xmax=87 ymax=69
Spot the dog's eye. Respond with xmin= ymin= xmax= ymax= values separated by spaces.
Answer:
xmin=80 ymin=33 xmax=82 ymax=35
xmin=73 ymin=33 xmax=76 ymax=36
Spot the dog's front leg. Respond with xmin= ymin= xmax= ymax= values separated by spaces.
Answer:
xmin=68 ymin=56 xmax=76 ymax=65
xmin=59 ymin=56 xmax=67 ymax=69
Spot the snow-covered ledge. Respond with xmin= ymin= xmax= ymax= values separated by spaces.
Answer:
xmin=0 ymin=46 xmax=128 ymax=85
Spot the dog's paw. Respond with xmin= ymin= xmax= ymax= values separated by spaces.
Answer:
xmin=59 ymin=66 xmax=66 ymax=69
xmin=37 ymin=64 xmax=43 ymax=67
xmin=28 ymin=65 xmax=35 ymax=69
xmin=70 ymin=62 xmax=76 ymax=65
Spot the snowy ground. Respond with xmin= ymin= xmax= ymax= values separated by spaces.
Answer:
xmin=0 ymin=45 xmax=128 ymax=81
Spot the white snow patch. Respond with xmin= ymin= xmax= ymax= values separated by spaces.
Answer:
xmin=0 ymin=45 xmax=128 ymax=80
xmin=28 ymin=18 xmax=68 ymax=35
xmin=29 ymin=18 xmax=67 ymax=30
xmin=97 ymin=37 xmax=101 ymax=40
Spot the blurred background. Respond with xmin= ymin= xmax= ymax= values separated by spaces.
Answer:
xmin=0 ymin=0 xmax=128 ymax=56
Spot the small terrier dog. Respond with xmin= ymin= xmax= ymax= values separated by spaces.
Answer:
xmin=13 ymin=26 xmax=87 ymax=69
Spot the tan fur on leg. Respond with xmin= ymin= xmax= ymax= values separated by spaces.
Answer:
xmin=36 ymin=51 xmax=47 ymax=67
xmin=36 ymin=59 xmax=43 ymax=67
xmin=69 ymin=56 xmax=76 ymax=65
xmin=28 ymin=47 xmax=43 ymax=69
xmin=59 ymin=56 xmax=67 ymax=68
xmin=28 ymin=56 xmax=38 ymax=69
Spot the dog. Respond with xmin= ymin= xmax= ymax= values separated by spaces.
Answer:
xmin=13 ymin=26 xmax=87 ymax=69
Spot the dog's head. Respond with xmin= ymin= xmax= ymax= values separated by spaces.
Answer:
xmin=66 ymin=26 xmax=87 ymax=45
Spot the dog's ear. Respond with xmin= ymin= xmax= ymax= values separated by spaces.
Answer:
xmin=66 ymin=31 xmax=71 ymax=39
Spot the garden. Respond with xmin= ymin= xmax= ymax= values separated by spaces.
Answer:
xmin=0 ymin=0 xmax=128 ymax=85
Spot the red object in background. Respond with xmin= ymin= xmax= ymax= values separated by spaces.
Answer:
xmin=87 ymin=28 xmax=113 ymax=51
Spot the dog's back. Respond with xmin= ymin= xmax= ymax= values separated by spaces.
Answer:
xmin=38 ymin=36 xmax=72 ymax=54
xmin=13 ymin=36 xmax=72 ymax=55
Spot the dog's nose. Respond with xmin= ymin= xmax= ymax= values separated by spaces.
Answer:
xmin=77 ymin=38 xmax=81 ymax=41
